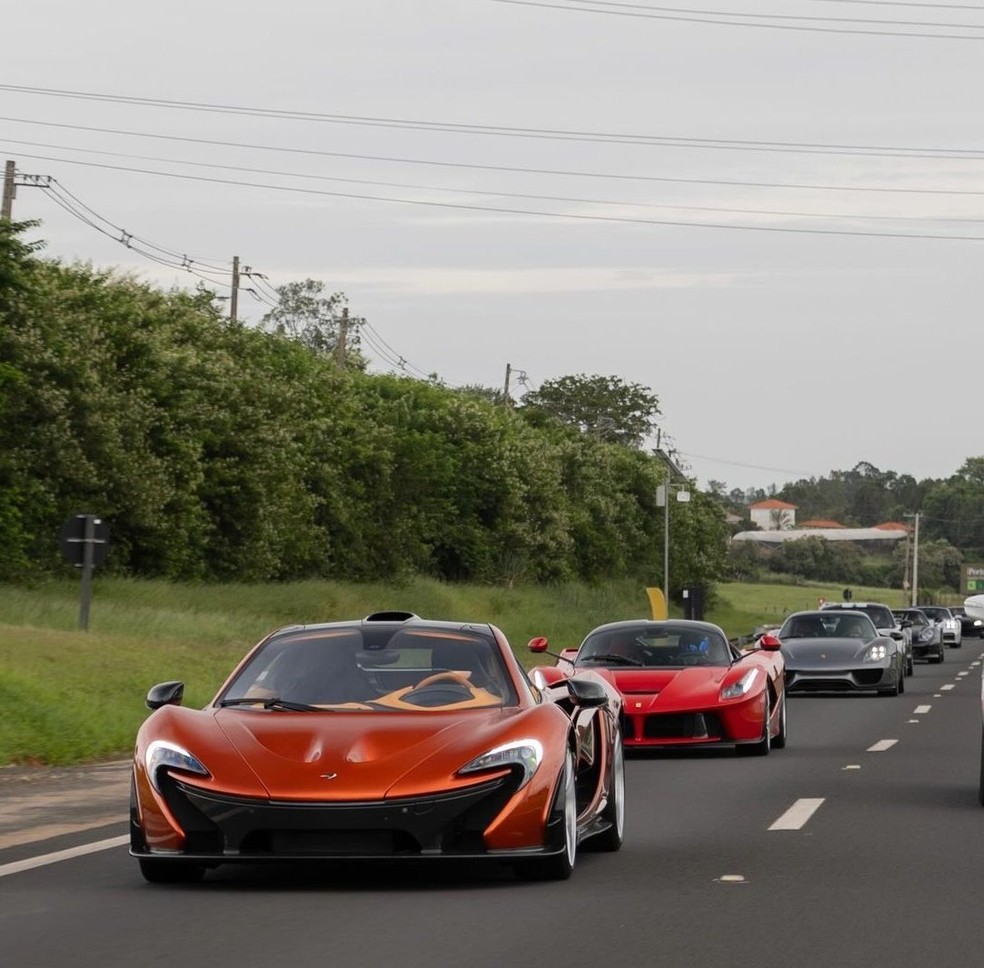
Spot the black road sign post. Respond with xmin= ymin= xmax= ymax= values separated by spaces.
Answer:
xmin=59 ymin=514 xmax=110 ymax=630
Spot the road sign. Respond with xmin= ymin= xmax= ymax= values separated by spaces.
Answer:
xmin=59 ymin=514 xmax=110 ymax=568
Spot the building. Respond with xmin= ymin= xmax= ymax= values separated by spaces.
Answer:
xmin=748 ymin=499 xmax=798 ymax=531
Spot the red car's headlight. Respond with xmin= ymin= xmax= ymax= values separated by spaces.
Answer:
xmin=720 ymin=668 xmax=759 ymax=701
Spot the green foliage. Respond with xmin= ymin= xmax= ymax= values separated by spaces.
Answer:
xmin=519 ymin=373 xmax=660 ymax=448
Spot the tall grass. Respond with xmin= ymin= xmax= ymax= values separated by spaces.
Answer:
xmin=0 ymin=576 xmax=910 ymax=765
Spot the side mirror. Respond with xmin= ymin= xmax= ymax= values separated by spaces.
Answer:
xmin=901 ymin=620 xmax=912 ymax=628
xmin=566 ymin=677 xmax=608 ymax=708
xmin=146 ymin=680 xmax=185 ymax=710
xmin=758 ymin=633 xmax=782 ymax=651
xmin=528 ymin=636 xmax=549 ymax=653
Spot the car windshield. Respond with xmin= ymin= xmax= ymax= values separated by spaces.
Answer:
xmin=823 ymin=604 xmax=894 ymax=628
xmin=219 ymin=626 xmax=517 ymax=711
xmin=780 ymin=612 xmax=876 ymax=640
xmin=576 ymin=625 xmax=732 ymax=668
xmin=919 ymin=607 xmax=948 ymax=621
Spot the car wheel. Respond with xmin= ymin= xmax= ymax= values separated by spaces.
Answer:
xmin=516 ymin=749 xmax=577 ymax=880
xmin=138 ymin=858 xmax=206 ymax=884
xmin=736 ymin=693 xmax=772 ymax=756
xmin=906 ymin=656 xmax=914 ymax=676
xmin=772 ymin=691 xmax=788 ymax=749
xmin=898 ymin=668 xmax=905 ymax=694
xmin=590 ymin=730 xmax=625 ymax=852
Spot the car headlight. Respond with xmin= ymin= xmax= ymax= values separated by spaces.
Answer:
xmin=720 ymin=668 xmax=759 ymax=700
xmin=459 ymin=739 xmax=543 ymax=789
xmin=864 ymin=643 xmax=892 ymax=662
xmin=145 ymin=740 xmax=211 ymax=793
xmin=916 ymin=628 xmax=936 ymax=644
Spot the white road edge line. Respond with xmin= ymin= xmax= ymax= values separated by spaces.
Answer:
xmin=941 ymin=684 xmax=956 ymax=691
xmin=913 ymin=705 xmax=932 ymax=714
xmin=769 ymin=798 xmax=825 ymax=831
xmin=867 ymin=739 xmax=898 ymax=752
xmin=0 ymin=834 xmax=129 ymax=879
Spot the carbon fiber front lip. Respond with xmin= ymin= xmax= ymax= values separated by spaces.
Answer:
xmin=142 ymin=773 xmax=530 ymax=858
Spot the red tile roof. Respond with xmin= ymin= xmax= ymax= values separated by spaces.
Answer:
xmin=748 ymin=499 xmax=798 ymax=510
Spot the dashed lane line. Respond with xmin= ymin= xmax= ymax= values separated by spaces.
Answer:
xmin=913 ymin=705 xmax=932 ymax=714
xmin=867 ymin=739 xmax=898 ymax=752
xmin=769 ymin=798 xmax=825 ymax=831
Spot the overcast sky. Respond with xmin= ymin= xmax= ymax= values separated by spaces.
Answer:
xmin=3 ymin=0 xmax=983 ymax=494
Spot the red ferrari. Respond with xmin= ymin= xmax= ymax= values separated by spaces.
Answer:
xmin=529 ymin=620 xmax=786 ymax=755
xmin=131 ymin=611 xmax=624 ymax=883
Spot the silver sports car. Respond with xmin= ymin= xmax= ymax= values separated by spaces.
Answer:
xmin=778 ymin=610 xmax=905 ymax=697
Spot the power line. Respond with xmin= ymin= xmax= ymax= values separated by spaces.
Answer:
xmin=487 ymin=0 xmax=984 ymax=39
xmin=3 ymin=115 xmax=982 ymax=197
xmin=5 ymin=137 xmax=980 ymax=225
xmin=11 ymin=149 xmax=984 ymax=242
xmin=2 ymin=83 xmax=984 ymax=157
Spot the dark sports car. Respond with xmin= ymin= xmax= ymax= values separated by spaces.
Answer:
xmin=131 ymin=612 xmax=625 ymax=883
xmin=893 ymin=607 xmax=945 ymax=663
xmin=528 ymin=620 xmax=786 ymax=755
xmin=779 ymin=610 xmax=905 ymax=695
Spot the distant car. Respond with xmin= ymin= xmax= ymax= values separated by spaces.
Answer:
xmin=778 ymin=610 xmax=905 ymax=696
xmin=528 ymin=619 xmax=786 ymax=755
xmin=820 ymin=601 xmax=913 ymax=676
xmin=952 ymin=606 xmax=984 ymax=639
xmin=131 ymin=611 xmax=625 ymax=883
xmin=917 ymin=605 xmax=963 ymax=647
xmin=893 ymin=607 xmax=945 ymax=664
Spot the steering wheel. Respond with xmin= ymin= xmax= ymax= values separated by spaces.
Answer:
xmin=677 ymin=653 xmax=708 ymax=666
xmin=414 ymin=670 xmax=476 ymax=690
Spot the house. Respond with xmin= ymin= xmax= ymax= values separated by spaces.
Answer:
xmin=748 ymin=498 xmax=798 ymax=531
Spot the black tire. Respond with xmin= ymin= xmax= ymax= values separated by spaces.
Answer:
xmin=771 ymin=692 xmax=788 ymax=750
xmin=898 ymin=669 xmax=905 ymax=694
xmin=138 ymin=858 xmax=206 ymax=884
xmin=589 ymin=731 xmax=625 ymax=852
xmin=906 ymin=656 xmax=914 ymax=677
xmin=736 ymin=692 xmax=772 ymax=756
xmin=879 ymin=675 xmax=900 ymax=697
xmin=516 ymin=750 xmax=577 ymax=881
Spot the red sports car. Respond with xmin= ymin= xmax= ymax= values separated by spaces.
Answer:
xmin=529 ymin=619 xmax=786 ymax=755
xmin=131 ymin=611 xmax=625 ymax=883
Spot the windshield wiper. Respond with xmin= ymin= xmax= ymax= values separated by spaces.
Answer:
xmin=579 ymin=653 xmax=643 ymax=667
xmin=218 ymin=697 xmax=322 ymax=712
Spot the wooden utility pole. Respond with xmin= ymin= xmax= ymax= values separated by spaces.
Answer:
xmin=503 ymin=363 xmax=512 ymax=406
xmin=230 ymin=255 xmax=240 ymax=322
xmin=335 ymin=307 xmax=349 ymax=369
xmin=2 ymin=160 xmax=15 ymax=220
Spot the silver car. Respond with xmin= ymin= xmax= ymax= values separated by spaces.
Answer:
xmin=779 ymin=610 xmax=905 ymax=697
xmin=916 ymin=604 xmax=962 ymax=648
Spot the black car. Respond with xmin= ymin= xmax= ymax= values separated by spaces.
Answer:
xmin=821 ymin=601 xmax=913 ymax=676
xmin=951 ymin=606 xmax=983 ymax=639
xmin=893 ymin=607 xmax=945 ymax=664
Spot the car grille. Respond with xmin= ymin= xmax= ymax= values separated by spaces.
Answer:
xmin=621 ymin=711 xmax=724 ymax=741
xmin=162 ymin=773 xmax=519 ymax=857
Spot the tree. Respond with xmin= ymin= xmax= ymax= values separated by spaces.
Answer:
xmin=518 ymin=374 xmax=660 ymax=448
xmin=260 ymin=279 xmax=364 ymax=366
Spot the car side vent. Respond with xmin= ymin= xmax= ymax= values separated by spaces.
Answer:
xmin=363 ymin=610 xmax=420 ymax=623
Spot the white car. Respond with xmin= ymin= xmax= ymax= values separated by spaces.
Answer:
xmin=917 ymin=605 xmax=962 ymax=648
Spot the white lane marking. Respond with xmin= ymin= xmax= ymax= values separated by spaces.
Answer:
xmin=716 ymin=874 xmax=746 ymax=883
xmin=842 ymin=764 xmax=861 ymax=771
xmin=769 ymin=798 xmax=825 ymax=830
xmin=934 ymin=693 xmax=943 ymax=698
xmin=0 ymin=834 xmax=129 ymax=879
xmin=907 ymin=719 xmax=920 ymax=723
xmin=867 ymin=739 xmax=898 ymax=752
xmin=972 ymin=661 xmax=981 ymax=667
xmin=941 ymin=684 xmax=955 ymax=691
xmin=957 ymin=672 xmax=969 ymax=677
xmin=914 ymin=705 xmax=932 ymax=714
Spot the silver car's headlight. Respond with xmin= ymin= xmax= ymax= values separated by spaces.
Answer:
xmin=916 ymin=628 xmax=936 ymax=644
xmin=721 ymin=668 xmax=759 ymax=700
xmin=459 ymin=739 xmax=544 ymax=789
xmin=865 ymin=643 xmax=892 ymax=662
xmin=145 ymin=740 xmax=210 ymax=793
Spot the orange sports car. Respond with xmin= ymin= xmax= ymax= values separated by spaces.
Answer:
xmin=130 ymin=611 xmax=625 ymax=883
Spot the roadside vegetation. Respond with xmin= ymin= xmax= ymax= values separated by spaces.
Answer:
xmin=0 ymin=577 xmax=910 ymax=766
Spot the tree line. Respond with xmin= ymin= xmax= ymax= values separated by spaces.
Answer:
xmin=0 ymin=221 xmax=728 ymax=594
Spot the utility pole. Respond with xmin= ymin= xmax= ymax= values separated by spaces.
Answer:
xmin=335 ymin=307 xmax=349 ymax=369
xmin=503 ymin=363 xmax=512 ymax=406
xmin=229 ymin=255 xmax=240 ymax=322
xmin=2 ymin=160 xmax=15 ymax=220
xmin=911 ymin=512 xmax=920 ymax=606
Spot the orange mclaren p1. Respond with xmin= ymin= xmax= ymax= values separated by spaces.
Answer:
xmin=130 ymin=611 xmax=625 ymax=883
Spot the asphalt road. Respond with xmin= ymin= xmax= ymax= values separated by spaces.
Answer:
xmin=2 ymin=648 xmax=982 ymax=968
